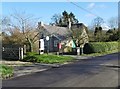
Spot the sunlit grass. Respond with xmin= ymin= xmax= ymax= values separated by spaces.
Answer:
xmin=23 ymin=52 xmax=74 ymax=64
xmin=0 ymin=64 xmax=13 ymax=79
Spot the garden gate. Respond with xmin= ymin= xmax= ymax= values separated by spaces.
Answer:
xmin=2 ymin=44 xmax=24 ymax=60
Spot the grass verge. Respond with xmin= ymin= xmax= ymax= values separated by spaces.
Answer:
xmin=0 ymin=64 xmax=14 ymax=79
xmin=23 ymin=52 xmax=74 ymax=64
xmin=82 ymin=49 xmax=118 ymax=57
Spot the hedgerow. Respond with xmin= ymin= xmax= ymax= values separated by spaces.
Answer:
xmin=83 ymin=42 xmax=118 ymax=54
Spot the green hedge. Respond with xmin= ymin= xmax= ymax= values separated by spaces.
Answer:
xmin=83 ymin=42 xmax=118 ymax=54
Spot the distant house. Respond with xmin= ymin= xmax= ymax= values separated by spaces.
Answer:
xmin=37 ymin=21 xmax=88 ymax=53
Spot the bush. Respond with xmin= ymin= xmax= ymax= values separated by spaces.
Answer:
xmin=83 ymin=42 xmax=118 ymax=54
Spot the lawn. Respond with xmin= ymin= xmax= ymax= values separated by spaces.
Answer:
xmin=0 ymin=64 xmax=14 ymax=79
xmin=23 ymin=52 xmax=74 ymax=64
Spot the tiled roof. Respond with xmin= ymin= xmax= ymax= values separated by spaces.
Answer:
xmin=39 ymin=23 xmax=87 ymax=41
xmin=43 ymin=24 xmax=70 ymax=36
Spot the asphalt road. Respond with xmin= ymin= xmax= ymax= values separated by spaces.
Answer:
xmin=2 ymin=53 xmax=119 ymax=88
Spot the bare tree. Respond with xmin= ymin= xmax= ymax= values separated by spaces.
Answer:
xmin=92 ymin=17 xmax=104 ymax=27
xmin=51 ymin=14 xmax=62 ymax=25
xmin=2 ymin=11 xmax=40 ymax=52
xmin=108 ymin=16 xmax=118 ymax=29
xmin=71 ymin=25 xmax=89 ymax=55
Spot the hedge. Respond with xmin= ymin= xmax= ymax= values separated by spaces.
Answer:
xmin=83 ymin=42 xmax=118 ymax=54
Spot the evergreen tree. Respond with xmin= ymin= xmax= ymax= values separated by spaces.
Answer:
xmin=94 ymin=26 xmax=103 ymax=42
xmin=94 ymin=27 xmax=99 ymax=36
xmin=51 ymin=11 xmax=79 ymax=26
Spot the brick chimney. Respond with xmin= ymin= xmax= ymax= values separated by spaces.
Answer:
xmin=38 ymin=21 xmax=44 ymax=29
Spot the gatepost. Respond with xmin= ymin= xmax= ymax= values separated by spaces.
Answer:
xmin=40 ymin=39 xmax=44 ymax=54
xmin=77 ymin=47 xmax=80 ymax=56
xmin=19 ymin=47 xmax=24 ymax=60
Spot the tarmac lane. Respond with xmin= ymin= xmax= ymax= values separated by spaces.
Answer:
xmin=2 ymin=53 xmax=119 ymax=88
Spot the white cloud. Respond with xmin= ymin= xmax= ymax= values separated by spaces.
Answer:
xmin=87 ymin=3 xmax=95 ymax=9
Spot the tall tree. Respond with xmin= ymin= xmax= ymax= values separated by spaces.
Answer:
xmin=93 ymin=17 xmax=104 ymax=27
xmin=2 ymin=11 xmax=40 ymax=52
xmin=51 ymin=11 xmax=79 ymax=26
xmin=69 ymin=12 xmax=79 ymax=24
xmin=62 ymin=11 xmax=69 ymax=25
xmin=94 ymin=27 xmax=99 ymax=36
xmin=51 ymin=14 xmax=62 ymax=25
xmin=71 ymin=24 xmax=89 ymax=54
xmin=94 ymin=26 xmax=103 ymax=42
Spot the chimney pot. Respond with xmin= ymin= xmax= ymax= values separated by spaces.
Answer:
xmin=68 ymin=18 xmax=71 ymax=29
xmin=38 ymin=21 xmax=44 ymax=27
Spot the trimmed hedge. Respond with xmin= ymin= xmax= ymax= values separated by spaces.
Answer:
xmin=83 ymin=42 xmax=118 ymax=54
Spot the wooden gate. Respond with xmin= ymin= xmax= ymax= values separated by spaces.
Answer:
xmin=2 ymin=44 xmax=23 ymax=60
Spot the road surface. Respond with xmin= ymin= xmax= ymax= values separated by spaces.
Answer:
xmin=2 ymin=53 xmax=119 ymax=88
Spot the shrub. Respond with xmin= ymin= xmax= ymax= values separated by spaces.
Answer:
xmin=83 ymin=42 xmax=118 ymax=54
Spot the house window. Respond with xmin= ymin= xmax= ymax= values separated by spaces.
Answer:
xmin=54 ymin=40 xmax=58 ymax=47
